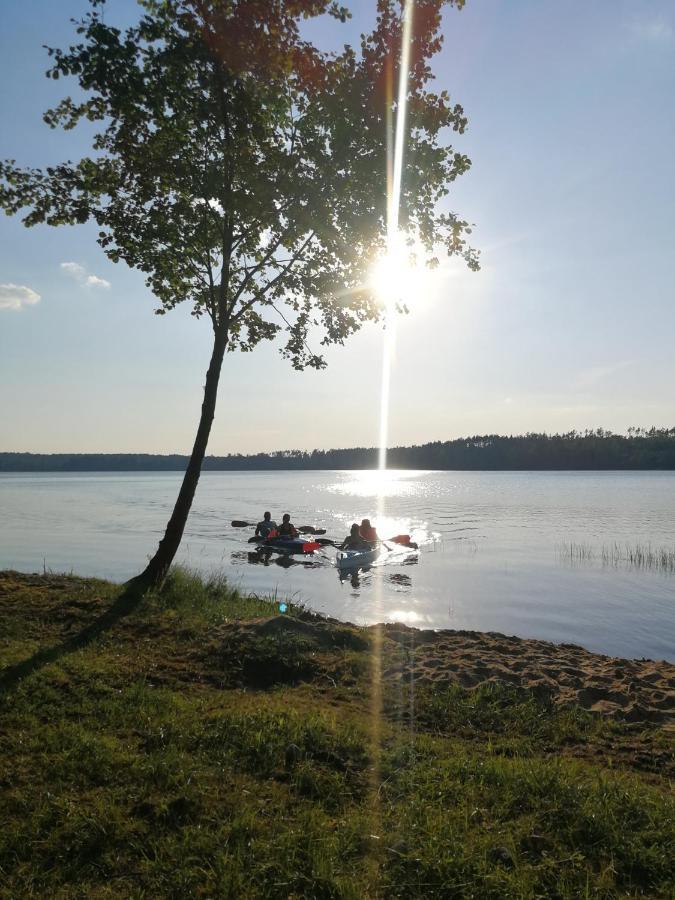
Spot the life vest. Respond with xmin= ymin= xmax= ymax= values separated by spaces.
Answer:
xmin=359 ymin=525 xmax=377 ymax=542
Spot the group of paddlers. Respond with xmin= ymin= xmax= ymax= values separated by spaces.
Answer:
xmin=255 ymin=512 xmax=379 ymax=549
xmin=342 ymin=520 xmax=378 ymax=549
xmin=254 ymin=512 xmax=298 ymax=539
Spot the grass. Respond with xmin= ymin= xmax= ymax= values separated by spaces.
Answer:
xmin=559 ymin=541 xmax=675 ymax=573
xmin=0 ymin=567 xmax=673 ymax=898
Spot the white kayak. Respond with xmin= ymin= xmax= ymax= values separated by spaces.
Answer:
xmin=335 ymin=546 xmax=380 ymax=570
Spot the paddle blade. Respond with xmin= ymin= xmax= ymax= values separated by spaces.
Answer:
xmin=232 ymin=520 xmax=252 ymax=528
xmin=302 ymin=541 xmax=321 ymax=553
xmin=388 ymin=534 xmax=412 ymax=545
xmin=297 ymin=526 xmax=327 ymax=535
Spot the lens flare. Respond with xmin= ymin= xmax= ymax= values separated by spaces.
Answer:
xmin=378 ymin=0 xmax=415 ymax=467
xmin=369 ymin=0 xmax=416 ymax=878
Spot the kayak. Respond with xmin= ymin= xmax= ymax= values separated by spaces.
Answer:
xmin=336 ymin=547 xmax=380 ymax=570
xmin=253 ymin=536 xmax=320 ymax=555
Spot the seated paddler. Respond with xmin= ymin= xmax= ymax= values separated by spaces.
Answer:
xmin=255 ymin=511 xmax=277 ymax=538
xmin=340 ymin=523 xmax=371 ymax=550
xmin=277 ymin=513 xmax=298 ymax=538
xmin=359 ymin=518 xmax=379 ymax=543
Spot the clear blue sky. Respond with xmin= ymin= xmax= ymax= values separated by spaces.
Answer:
xmin=1 ymin=0 xmax=674 ymax=453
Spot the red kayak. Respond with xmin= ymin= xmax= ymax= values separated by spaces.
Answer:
xmin=252 ymin=536 xmax=321 ymax=555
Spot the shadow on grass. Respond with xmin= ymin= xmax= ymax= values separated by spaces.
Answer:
xmin=0 ymin=578 xmax=148 ymax=694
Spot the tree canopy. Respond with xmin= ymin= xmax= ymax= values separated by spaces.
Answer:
xmin=1 ymin=0 xmax=478 ymax=366
xmin=3 ymin=429 xmax=675 ymax=472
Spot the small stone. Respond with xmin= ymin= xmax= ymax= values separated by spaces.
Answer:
xmin=284 ymin=743 xmax=302 ymax=769
xmin=387 ymin=839 xmax=409 ymax=856
xmin=521 ymin=833 xmax=550 ymax=854
xmin=489 ymin=846 xmax=514 ymax=868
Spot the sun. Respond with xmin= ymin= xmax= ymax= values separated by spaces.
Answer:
xmin=369 ymin=231 xmax=434 ymax=311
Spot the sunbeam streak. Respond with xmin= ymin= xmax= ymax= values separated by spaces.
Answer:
xmin=378 ymin=0 xmax=414 ymax=474
xmin=370 ymin=0 xmax=416 ymax=882
xmin=389 ymin=0 xmax=415 ymax=240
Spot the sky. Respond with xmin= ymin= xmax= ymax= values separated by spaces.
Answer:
xmin=1 ymin=0 xmax=674 ymax=454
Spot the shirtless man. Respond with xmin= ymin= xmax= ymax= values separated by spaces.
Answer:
xmin=255 ymin=511 xmax=277 ymax=538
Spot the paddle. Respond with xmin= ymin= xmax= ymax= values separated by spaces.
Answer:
xmin=385 ymin=534 xmax=418 ymax=549
xmin=381 ymin=535 xmax=419 ymax=551
xmin=232 ymin=520 xmax=325 ymax=535
xmin=319 ymin=534 xmax=418 ymax=550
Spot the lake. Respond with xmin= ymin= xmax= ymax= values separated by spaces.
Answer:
xmin=1 ymin=470 xmax=673 ymax=661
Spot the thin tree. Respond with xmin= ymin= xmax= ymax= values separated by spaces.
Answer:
xmin=1 ymin=0 xmax=478 ymax=587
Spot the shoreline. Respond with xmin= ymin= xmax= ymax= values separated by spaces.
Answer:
xmin=3 ymin=568 xmax=673 ymax=729
xmin=228 ymin=614 xmax=675 ymax=730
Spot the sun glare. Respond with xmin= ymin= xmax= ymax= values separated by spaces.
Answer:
xmin=370 ymin=231 xmax=435 ymax=312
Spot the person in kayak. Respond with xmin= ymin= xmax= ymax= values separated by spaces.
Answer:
xmin=359 ymin=519 xmax=379 ymax=542
xmin=255 ymin=511 xmax=277 ymax=538
xmin=277 ymin=513 xmax=298 ymax=538
xmin=340 ymin=523 xmax=371 ymax=550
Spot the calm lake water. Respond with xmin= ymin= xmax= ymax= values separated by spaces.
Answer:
xmin=1 ymin=470 xmax=674 ymax=661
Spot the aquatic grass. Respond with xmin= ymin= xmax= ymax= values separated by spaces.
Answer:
xmin=557 ymin=541 xmax=595 ymax=564
xmin=558 ymin=541 xmax=675 ymax=573
xmin=601 ymin=541 xmax=675 ymax=573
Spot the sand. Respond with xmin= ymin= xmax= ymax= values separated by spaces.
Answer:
xmin=379 ymin=623 xmax=675 ymax=727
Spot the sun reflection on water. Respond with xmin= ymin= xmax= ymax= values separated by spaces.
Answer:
xmin=329 ymin=469 xmax=430 ymax=498
xmin=387 ymin=608 xmax=423 ymax=624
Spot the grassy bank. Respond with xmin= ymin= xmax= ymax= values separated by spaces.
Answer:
xmin=0 ymin=569 xmax=673 ymax=898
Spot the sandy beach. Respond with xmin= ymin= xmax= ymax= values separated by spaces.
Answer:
xmin=228 ymin=615 xmax=675 ymax=729
xmin=379 ymin=623 xmax=675 ymax=727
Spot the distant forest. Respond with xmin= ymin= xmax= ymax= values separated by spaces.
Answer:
xmin=2 ymin=428 xmax=675 ymax=471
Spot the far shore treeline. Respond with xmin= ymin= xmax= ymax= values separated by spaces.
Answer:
xmin=2 ymin=428 xmax=675 ymax=472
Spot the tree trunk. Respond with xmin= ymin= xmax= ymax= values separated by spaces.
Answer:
xmin=135 ymin=327 xmax=228 ymax=588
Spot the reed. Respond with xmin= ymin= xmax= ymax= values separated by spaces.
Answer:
xmin=557 ymin=541 xmax=594 ymax=562
xmin=559 ymin=541 xmax=675 ymax=573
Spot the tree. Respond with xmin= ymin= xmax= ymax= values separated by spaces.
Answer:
xmin=1 ymin=0 xmax=478 ymax=587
